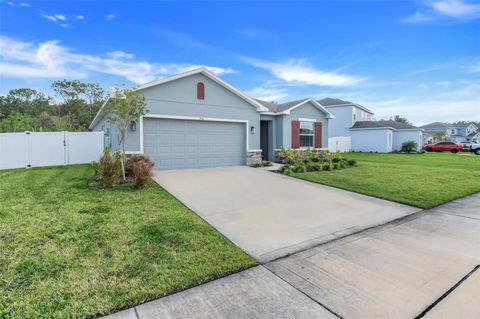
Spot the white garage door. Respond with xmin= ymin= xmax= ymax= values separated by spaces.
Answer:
xmin=143 ymin=118 xmax=246 ymax=170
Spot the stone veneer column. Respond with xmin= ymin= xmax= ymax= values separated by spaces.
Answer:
xmin=246 ymin=150 xmax=262 ymax=166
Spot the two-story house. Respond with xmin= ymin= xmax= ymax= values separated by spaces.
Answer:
xmin=420 ymin=122 xmax=479 ymax=144
xmin=320 ymin=98 xmax=424 ymax=152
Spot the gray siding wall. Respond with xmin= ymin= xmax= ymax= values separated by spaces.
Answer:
xmin=281 ymin=101 xmax=329 ymax=148
xmin=325 ymin=105 xmax=354 ymax=138
xmin=131 ymin=73 xmax=261 ymax=152
xmin=92 ymin=117 xmax=120 ymax=152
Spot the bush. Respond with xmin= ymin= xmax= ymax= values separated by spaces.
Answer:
xmin=253 ymin=161 xmax=273 ymax=168
xmin=401 ymin=140 xmax=418 ymax=153
xmin=305 ymin=148 xmax=319 ymax=162
xmin=292 ymin=162 xmax=308 ymax=173
xmin=278 ymin=148 xmax=302 ymax=164
xmin=347 ymin=159 xmax=357 ymax=166
xmin=126 ymin=155 xmax=154 ymax=188
xmin=98 ymin=148 xmax=122 ymax=187
xmin=322 ymin=162 xmax=333 ymax=171
xmin=306 ymin=161 xmax=322 ymax=172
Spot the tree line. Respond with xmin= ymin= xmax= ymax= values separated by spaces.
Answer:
xmin=0 ymin=80 xmax=105 ymax=133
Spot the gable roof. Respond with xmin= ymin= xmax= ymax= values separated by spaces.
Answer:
xmin=135 ymin=67 xmax=268 ymax=112
xmin=419 ymin=122 xmax=452 ymax=129
xmin=420 ymin=122 xmax=477 ymax=129
xmin=351 ymin=120 xmax=420 ymax=130
xmin=89 ymin=67 xmax=269 ymax=129
xmin=318 ymin=97 xmax=374 ymax=115
xmin=255 ymin=98 xmax=335 ymax=118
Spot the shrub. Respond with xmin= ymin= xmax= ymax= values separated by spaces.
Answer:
xmin=401 ymin=140 xmax=418 ymax=153
xmin=126 ymin=155 xmax=154 ymax=188
xmin=292 ymin=162 xmax=308 ymax=173
xmin=305 ymin=148 xmax=319 ymax=162
xmin=333 ymin=163 xmax=339 ymax=170
xmin=306 ymin=161 xmax=322 ymax=172
xmin=347 ymin=159 xmax=357 ymax=166
xmin=322 ymin=162 xmax=333 ymax=171
xmin=253 ymin=161 xmax=274 ymax=168
xmin=318 ymin=150 xmax=330 ymax=162
xmin=280 ymin=164 xmax=292 ymax=174
xmin=278 ymin=148 xmax=302 ymax=164
xmin=98 ymin=148 xmax=122 ymax=187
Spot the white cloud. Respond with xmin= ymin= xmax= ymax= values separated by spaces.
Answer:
xmin=429 ymin=0 xmax=480 ymax=18
xmin=42 ymin=14 xmax=57 ymax=22
xmin=243 ymin=57 xmax=363 ymax=87
xmin=0 ymin=36 xmax=235 ymax=84
xmin=7 ymin=2 xmax=14 ymax=6
xmin=75 ymin=15 xmax=84 ymax=20
xmin=403 ymin=0 xmax=480 ymax=23
xmin=402 ymin=11 xmax=434 ymax=23
xmin=59 ymin=23 xmax=69 ymax=28
xmin=20 ymin=3 xmax=31 ymax=7
xmin=106 ymin=14 xmax=118 ymax=21
xmin=245 ymin=86 xmax=289 ymax=102
xmin=54 ymin=14 xmax=67 ymax=21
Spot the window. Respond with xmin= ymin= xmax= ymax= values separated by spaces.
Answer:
xmin=450 ymin=129 xmax=455 ymax=134
xmin=299 ymin=121 xmax=314 ymax=148
xmin=197 ymin=82 xmax=205 ymax=100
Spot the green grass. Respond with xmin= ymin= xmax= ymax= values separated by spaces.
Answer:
xmin=0 ymin=165 xmax=255 ymax=319
xmin=292 ymin=152 xmax=480 ymax=209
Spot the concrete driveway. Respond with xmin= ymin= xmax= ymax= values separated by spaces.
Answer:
xmin=153 ymin=166 xmax=419 ymax=262
xmin=103 ymin=193 xmax=480 ymax=319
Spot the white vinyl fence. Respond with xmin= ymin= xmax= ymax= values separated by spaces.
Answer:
xmin=328 ymin=136 xmax=352 ymax=153
xmin=0 ymin=131 xmax=104 ymax=170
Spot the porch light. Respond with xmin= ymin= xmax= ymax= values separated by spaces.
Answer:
xmin=250 ymin=125 xmax=256 ymax=135
xmin=130 ymin=121 xmax=137 ymax=132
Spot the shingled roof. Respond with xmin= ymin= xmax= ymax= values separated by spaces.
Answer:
xmin=351 ymin=120 xmax=420 ymax=130
xmin=254 ymin=98 xmax=310 ymax=113
xmin=317 ymin=97 xmax=374 ymax=114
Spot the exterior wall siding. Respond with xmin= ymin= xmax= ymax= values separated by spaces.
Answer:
xmin=351 ymin=129 xmax=393 ymax=152
xmin=282 ymin=102 xmax=329 ymax=148
xmin=393 ymin=130 xmax=424 ymax=152
xmin=125 ymin=73 xmax=261 ymax=152
xmin=324 ymin=105 xmax=353 ymax=138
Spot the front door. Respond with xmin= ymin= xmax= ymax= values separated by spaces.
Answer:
xmin=260 ymin=121 xmax=269 ymax=161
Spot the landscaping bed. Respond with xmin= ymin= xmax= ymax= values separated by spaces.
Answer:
xmin=0 ymin=165 xmax=255 ymax=319
xmin=291 ymin=152 xmax=480 ymax=209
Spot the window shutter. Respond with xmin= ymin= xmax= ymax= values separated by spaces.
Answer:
xmin=197 ymin=82 xmax=205 ymax=100
xmin=291 ymin=120 xmax=300 ymax=149
xmin=315 ymin=122 xmax=322 ymax=148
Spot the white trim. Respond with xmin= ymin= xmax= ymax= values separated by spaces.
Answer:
xmin=280 ymin=98 xmax=335 ymax=119
xmin=298 ymin=118 xmax=317 ymax=122
xmin=135 ymin=67 xmax=268 ymax=112
xmin=350 ymin=127 xmax=395 ymax=131
xmin=130 ymin=114 xmax=250 ymax=155
xmin=324 ymin=102 xmax=374 ymax=115
xmin=247 ymin=149 xmax=262 ymax=152
xmin=88 ymin=97 xmax=110 ymax=130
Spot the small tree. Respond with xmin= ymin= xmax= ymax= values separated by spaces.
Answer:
xmin=392 ymin=115 xmax=412 ymax=125
xmin=105 ymin=88 xmax=148 ymax=181
xmin=401 ymin=140 xmax=418 ymax=153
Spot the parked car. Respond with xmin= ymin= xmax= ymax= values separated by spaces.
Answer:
xmin=423 ymin=142 xmax=464 ymax=153
xmin=470 ymin=142 xmax=480 ymax=155
xmin=459 ymin=141 xmax=475 ymax=151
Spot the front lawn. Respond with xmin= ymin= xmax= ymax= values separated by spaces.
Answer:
xmin=0 ymin=165 xmax=255 ymax=319
xmin=292 ymin=152 xmax=480 ymax=209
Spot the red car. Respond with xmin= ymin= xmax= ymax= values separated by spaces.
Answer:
xmin=424 ymin=142 xmax=464 ymax=153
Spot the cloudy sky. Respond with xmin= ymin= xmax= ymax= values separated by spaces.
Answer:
xmin=1 ymin=0 xmax=479 ymax=125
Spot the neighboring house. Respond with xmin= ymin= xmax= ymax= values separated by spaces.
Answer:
xmin=319 ymin=98 xmax=374 ymax=152
xmin=89 ymin=68 xmax=334 ymax=170
xmin=320 ymin=98 xmax=424 ymax=152
xmin=350 ymin=120 xmax=424 ymax=152
xmin=420 ymin=122 xmax=479 ymax=143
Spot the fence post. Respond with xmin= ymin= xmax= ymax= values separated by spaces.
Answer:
xmin=64 ymin=131 xmax=69 ymax=165
xmin=25 ymin=131 xmax=31 ymax=168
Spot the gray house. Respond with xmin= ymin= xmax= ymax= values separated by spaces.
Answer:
xmin=89 ymin=68 xmax=334 ymax=170
xmin=420 ymin=122 xmax=479 ymax=143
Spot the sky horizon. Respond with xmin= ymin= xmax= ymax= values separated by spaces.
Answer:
xmin=1 ymin=0 xmax=479 ymax=126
